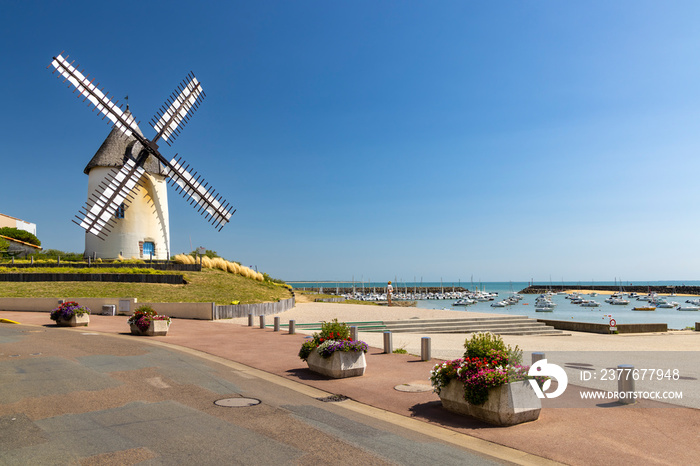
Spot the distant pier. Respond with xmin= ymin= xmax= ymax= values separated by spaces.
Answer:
xmin=521 ymin=284 xmax=700 ymax=295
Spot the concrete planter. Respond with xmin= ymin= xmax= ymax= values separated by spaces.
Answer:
xmin=130 ymin=320 xmax=170 ymax=336
xmin=439 ymin=379 xmax=541 ymax=426
xmin=56 ymin=314 xmax=90 ymax=327
xmin=306 ymin=350 xmax=366 ymax=378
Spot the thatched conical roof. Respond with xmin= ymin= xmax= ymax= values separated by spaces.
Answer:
xmin=84 ymin=112 xmax=165 ymax=176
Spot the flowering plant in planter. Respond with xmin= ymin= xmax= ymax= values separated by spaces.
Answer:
xmin=127 ymin=305 xmax=171 ymax=332
xmin=298 ymin=319 xmax=368 ymax=361
xmin=50 ymin=301 xmax=91 ymax=322
xmin=430 ymin=332 xmax=546 ymax=406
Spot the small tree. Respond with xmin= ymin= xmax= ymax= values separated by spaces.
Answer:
xmin=189 ymin=249 xmax=218 ymax=259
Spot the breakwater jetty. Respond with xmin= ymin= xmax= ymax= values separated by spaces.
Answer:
xmin=520 ymin=284 xmax=700 ymax=295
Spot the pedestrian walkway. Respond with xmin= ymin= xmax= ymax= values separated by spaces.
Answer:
xmin=2 ymin=311 xmax=699 ymax=465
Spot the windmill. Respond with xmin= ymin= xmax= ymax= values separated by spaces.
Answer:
xmin=49 ymin=52 xmax=235 ymax=259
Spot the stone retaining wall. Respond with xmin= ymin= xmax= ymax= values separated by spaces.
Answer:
xmin=537 ymin=319 xmax=667 ymax=334
xmin=0 ymin=273 xmax=185 ymax=284
xmin=0 ymin=298 xmax=213 ymax=320
xmin=0 ymin=262 xmax=201 ymax=271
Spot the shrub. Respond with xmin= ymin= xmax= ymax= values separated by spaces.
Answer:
xmin=430 ymin=332 xmax=531 ymax=405
xmin=0 ymin=227 xmax=41 ymax=246
xmin=298 ymin=319 xmax=367 ymax=361
xmin=463 ymin=332 xmax=522 ymax=364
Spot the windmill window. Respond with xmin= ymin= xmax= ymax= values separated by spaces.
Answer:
xmin=115 ymin=203 xmax=125 ymax=219
xmin=143 ymin=242 xmax=155 ymax=257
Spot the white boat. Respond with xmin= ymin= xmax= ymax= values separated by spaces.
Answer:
xmin=655 ymin=300 xmax=679 ymax=308
xmin=580 ymin=300 xmax=600 ymax=307
xmin=452 ymin=298 xmax=476 ymax=306
xmin=491 ymin=300 xmax=509 ymax=308
xmin=535 ymin=304 xmax=555 ymax=312
xmin=678 ymin=305 xmax=700 ymax=311
xmin=609 ymin=298 xmax=630 ymax=305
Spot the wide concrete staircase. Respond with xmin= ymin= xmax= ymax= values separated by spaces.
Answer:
xmin=364 ymin=316 xmax=568 ymax=336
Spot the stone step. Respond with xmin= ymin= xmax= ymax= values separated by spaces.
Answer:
xmin=364 ymin=317 xmax=569 ymax=336
xmin=383 ymin=316 xmax=531 ymax=325
xmin=375 ymin=326 xmax=563 ymax=335
xmin=382 ymin=319 xmax=548 ymax=329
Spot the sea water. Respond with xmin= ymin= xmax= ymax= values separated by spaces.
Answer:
xmin=289 ymin=281 xmax=700 ymax=330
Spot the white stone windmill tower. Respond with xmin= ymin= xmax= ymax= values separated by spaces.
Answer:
xmin=83 ymin=116 xmax=171 ymax=259
xmin=49 ymin=52 xmax=235 ymax=259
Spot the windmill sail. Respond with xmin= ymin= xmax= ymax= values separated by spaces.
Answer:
xmin=50 ymin=54 xmax=140 ymax=138
xmin=150 ymin=74 xmax=205 ymax=146
xmin=74 ymin=158 xmax=145 ymax=238
xmin=164 ymin=156 xmax=235 ymax=230
xmin=50 ymin=52 xmax=235 ymax=239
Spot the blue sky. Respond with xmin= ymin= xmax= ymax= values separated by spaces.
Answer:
xmin=2 ymin=1 xmax=700 ymax=282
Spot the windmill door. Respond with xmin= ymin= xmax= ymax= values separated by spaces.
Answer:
xmin=143 ymin=242 xmax=155 ymax=258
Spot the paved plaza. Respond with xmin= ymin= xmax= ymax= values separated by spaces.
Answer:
xmin=1 ymin=306 xmax=699 ymax=465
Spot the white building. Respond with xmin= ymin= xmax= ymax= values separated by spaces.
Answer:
xmin=0 ymin=212 xmax=36 ymax=236
xmin=83 ymin=113 xmax=170 ymax=260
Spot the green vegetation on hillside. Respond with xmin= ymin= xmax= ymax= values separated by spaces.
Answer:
xmin=0 ymin=227 xmax=41 ymax=246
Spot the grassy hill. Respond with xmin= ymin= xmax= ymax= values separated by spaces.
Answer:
xmin=0 ymin=268 xmax=292 ymax=305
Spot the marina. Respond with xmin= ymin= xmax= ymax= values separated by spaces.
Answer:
xmin=288 ymin=281 xmax=700 ymax=330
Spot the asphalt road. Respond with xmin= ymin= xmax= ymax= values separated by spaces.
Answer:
xmin=0 ymin=323 xmax=509 ymax=465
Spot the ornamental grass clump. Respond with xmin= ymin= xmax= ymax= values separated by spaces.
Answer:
xmin=430 ymin=332 xmax=535 ymax=406
xmin=127 ymin=305 xmax=171 ymax=332
xmin=298 ymin=319 xmax=368 ymax=361
xmin=50 ymin=301 xmax=91 ymax=321
xmin=172 ymin=253 xmax=265 ymax=281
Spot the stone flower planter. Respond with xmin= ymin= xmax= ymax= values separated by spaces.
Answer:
xmin=438 ymin=379 xmax=541 ymax=426
xmin=306 ymin=350 xmax=366 ymax=378
xmin=56 ymin=314 xmax=90 ymax=327
xmin=130 ymin=320 xmax=170 ymax=336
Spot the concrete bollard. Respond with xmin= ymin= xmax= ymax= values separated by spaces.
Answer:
xmin=248 ymin=313 xmax=254 ymax=327
xmin=289 ymin=320 xmax=296 ymax=334
xmin=259 ymin=315 xmax=266 ymax=329
xmin=421 ymin=337 xmax=431 ymax=361
xmin=274 ymin=316 xmax=280 ymax=332
xmin=617 ymin=364 xmax=635 ymax=405
xmin=350 ymin=326 xmax=358 ymax=342
xmin=383 ymin=331 xmax=393 ymax=354
xmin=532 ymin=352 xmax=546 ymax=364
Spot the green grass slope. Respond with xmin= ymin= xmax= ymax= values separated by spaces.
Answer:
xmin=0 ymin=268 xmax=291 ymax=305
